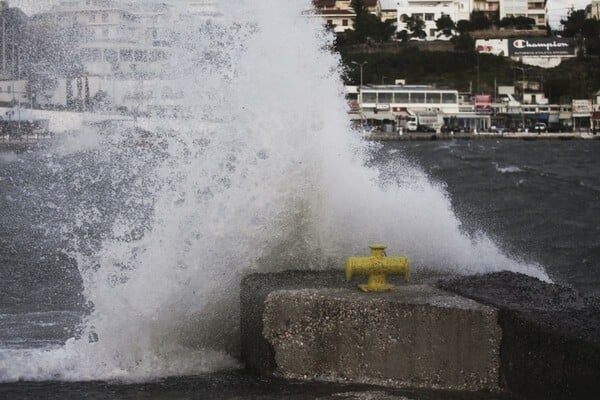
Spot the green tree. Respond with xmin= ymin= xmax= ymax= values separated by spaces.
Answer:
xmin=406 ymin=15 xmax=426 ymax=39
xmin=456 ymin=19 xmax=474 ymax=34
xmin=560 ymin=8 xmax=600 ymax=56
xmin=499 ymin=16 xmax=535 ymax=29
xmin=436 ymin=15 xmax=455 ymax=37
xmin=452 ymin=33 xmax=475 ymax=53
xmin=470 ymin=11 xmax=491 ymax=30
xmin=560 ymin=9 xmax=587 ymax=37
xmin=347 ymin=0 xmax=396 ymax=43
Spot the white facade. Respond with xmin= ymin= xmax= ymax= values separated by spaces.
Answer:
xmin=41 ymin=0 xmax=174 ymax=80
xmin=184 ymin=1 xmax=222 ymax=22
xmin=360 ymin=85 xmax=460 ymax=114
xmin=396 ymin=0 xmax=472 ymax=40
xmin=588 ymin=1 xmax=600 ymax=19
xmin=0 ymin=80 xmax=27 ymax=105
xmin=499 ymin=0 xmax=547 ymax=27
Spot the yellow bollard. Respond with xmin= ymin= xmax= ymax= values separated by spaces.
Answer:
xmin=346 ymin=244 xmax=410 ymax=292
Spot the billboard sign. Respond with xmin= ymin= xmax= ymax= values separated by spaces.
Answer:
xmin=476 ymin=39 xmax=508 ymax=56
xmin=475 ymin=95 xmax=492 ymax=113
xmin=508 ymin=38 xmax=576 ymax=56
xmin=572 ymin=100 xmax=592 ymax=114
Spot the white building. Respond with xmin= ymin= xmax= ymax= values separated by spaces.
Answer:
xmin=37 ymin=0 xmax=173 ymax=80
xmin=587 ymin=1 xmax=600 ymax=19
xmin=184 ymin=1 xmax=222 ymax=22
xmin=32 ymin=0 xmax=211 ymax=113
xmin=308 ymin=0 xmax=381 ymax=32
xmin=499 ymin=0 xmax=547 ymax=28
xmin=472 ymin=0 xmax=500 ymax=19
xmin=0 ymin=79 xmax=27 ymax=106
xmin=396 ymin=0 xmax=472 ymax=40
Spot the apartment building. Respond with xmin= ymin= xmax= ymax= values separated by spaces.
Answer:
xmin=310 ymin=0 xmax=381 ymax=32
xmin=0 ymin=1 xmax=28 ymax=80
xmin=397 ymin=0 xmax=472 ymax=39
xmin=587 ymin=1 xmax=600 ymax=19
xmin=36 ymin=0 xmax=173 ymax=79
xmin=499 ymin=0 xmax=547 ymax=28
xmin=472 ymin=0 xmax=499 ymax=20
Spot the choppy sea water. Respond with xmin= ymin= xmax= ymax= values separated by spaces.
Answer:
xmin=0 ymin=139 xmax=597 ymax=398
xmin=375 ymin=140 xmax=600 ymax=294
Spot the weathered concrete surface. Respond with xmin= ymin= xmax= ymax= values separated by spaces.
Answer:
xmin=261 ymin=286 xmax=501 ymax=391
xmin=438 ymin=271 xmax=600 ymax=400
xmin=241 ymin=271 xmax=355 ymax=375
xmin=240 ymin=270 xmax=449 ymax=375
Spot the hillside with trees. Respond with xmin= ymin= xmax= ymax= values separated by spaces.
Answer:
xmin=334 ymin=5 xmax=600 ymax=101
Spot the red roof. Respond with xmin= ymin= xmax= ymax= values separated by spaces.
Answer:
xmin=312 ymin=0 xmax=378 ymax=8
xmin=361 ymin=0 xmax=379 ymax=6
xmin=313 ymin=9 xmax=356 ymax=15
xmin=312 ymin=0 xmax=336 ymax=7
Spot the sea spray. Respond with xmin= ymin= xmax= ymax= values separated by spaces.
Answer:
xmin=0 ymin=0 xmax=548 ymax=382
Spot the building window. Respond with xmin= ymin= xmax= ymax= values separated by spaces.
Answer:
xmin=102 ymin=12 xmax=109 ymax=22
xmin=362 ymin=92 xmax=377 ymax=103
xmin=442 ymin=93 xmax=458 ymax=104
xmin=89 ymin=13 xmax=96 ymax=22
xmin=7 ymin=86 xmax=11 ymax=94
xmin=394 ymin=92 xmax=409 ymax=103
xmin=104 ymin=49 xmax=119 ymax=63
xmin=120 ymin=49 xmax=133 ymax=61
xmin=134 ymin=50 xmax=148 ymax=62
xmin=412 ymin=13 xmax=423 ymax=20
xmin=342 ymin=19 xmax=348 ymax=26
xmin=425 ymin=13 xmax=434 ymax=21
xmin=430 ymin=28 xmax=436 ymax=36
xmin=81 ymin=48 xmax=101 ymax=62
xmin=411 ymin=92 xmax=425 ymax=103
xmin=326 ymin=19 xmax=333 ymax=25
xmin=427 ymin=93 xmax=441 ymax=103
xmin=378 ymin=92 xmax=393 ymax=103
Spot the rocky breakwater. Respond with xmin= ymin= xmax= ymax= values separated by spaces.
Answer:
xmin=438 ymin=271 xmax=600 ymax=400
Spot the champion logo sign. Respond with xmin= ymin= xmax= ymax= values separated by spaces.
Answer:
xmin=512 ymin=39 xmax=569 ymax=51
xmin=513 ymin=40 xmax=527 ymax=49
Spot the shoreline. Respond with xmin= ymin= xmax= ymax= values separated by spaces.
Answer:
xmin=367 ymin=132 xmax=600 ymax=141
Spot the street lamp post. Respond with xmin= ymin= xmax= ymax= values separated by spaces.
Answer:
xmin=351 ymin=61 xmax=368 ymax=129
xmin=513 ymin=66 xmax=529 ymax=131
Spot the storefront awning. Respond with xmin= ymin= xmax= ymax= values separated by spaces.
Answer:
xmin=361 ymin=111 xmax=394 ymax=120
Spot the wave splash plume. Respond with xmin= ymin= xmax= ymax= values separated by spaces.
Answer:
xmin=0 ymin=0 xmax=548 ymax=383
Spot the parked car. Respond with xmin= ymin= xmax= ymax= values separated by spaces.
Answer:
xmin=534 ymin=122 xmax=547 ymax=133
xmin=490 ymin=126 xmax=505 ymax=134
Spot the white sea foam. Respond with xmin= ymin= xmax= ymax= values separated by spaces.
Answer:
xmin=0 ymin=0 xmax=548 ymax=383
xmin=497 ymin=165 xmax=523 ymax=174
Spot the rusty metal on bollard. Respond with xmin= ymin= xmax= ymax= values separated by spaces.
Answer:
xmin=346 ymin=244 xmax=410 ymax=292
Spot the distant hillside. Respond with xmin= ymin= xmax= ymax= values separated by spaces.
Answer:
xmin=339 ymin=47 xmax=600 ymax=101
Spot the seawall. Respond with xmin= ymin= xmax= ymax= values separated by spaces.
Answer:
xmin=240 ymin=270 xmax=600 ymax=399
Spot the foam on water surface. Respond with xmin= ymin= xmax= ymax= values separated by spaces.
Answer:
xmin=0 ymin=0 xmax=548 ymax=383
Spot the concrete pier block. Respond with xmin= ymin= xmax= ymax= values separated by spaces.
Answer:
xmin=261 ymin=286 xmax=501 ymax=391
xmin=438 ymin=271 xmax=600 ymax=400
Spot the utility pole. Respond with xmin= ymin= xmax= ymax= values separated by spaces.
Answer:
xmin=351 ymin=61 xmax=368 ymax=128
xmin=1 ymin=16 xmax=5 ymax=74
xmin=513 ymin=66 xmax=529 ymax=131
xmin=476 ymin=52 xmax=480 ymax=94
